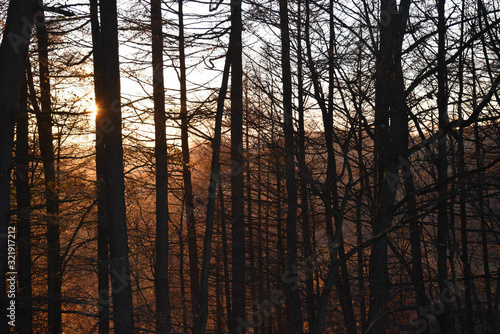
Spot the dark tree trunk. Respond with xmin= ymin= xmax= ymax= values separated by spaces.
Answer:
xmin=456 ymin=18 xmax=473 ymax=331
xmin=0 ymin=1 xmax=37 ymax=329
xmin=178 ymin=201 xmax=189 ymax=334
xmin=436 ymin=0 xmax=455 ymax=332
xmin=327 ymin=3 xmax=356 ymax=332
xmin=368 ymin=1 xmax=411 ymax=332
xmin=275 ymin=158 xmax=285 ymax=333
xmin=296 ymin=1 xmax=316 ymax=330
xmin=246 ymin=118 xmax=257 ymax=334
xmin=402 ymin=162 xmax=428 ymax=318
xmin=196 ymin=24 xmax=233 ymax=334
xmin=177 ymin=1 xmax=201 ymax=328
xmin=355 ymin=118 xmax=367 ymax=333
xmin=219 ymin=175 xmax=232 ymax=332
xmin=99 ymin=0 xmax=135 ymax=332
xmin=279 ymin=0 xmax=303 ymax=332
xmin=16 ymin=70 xmax=32 ymax=334
xmin=230 ymin=0 xmax=246 ymax=332
xmin=35 ymin=8 xmax=62 ymax=332
xmin=475 ymin=121 xmax=495 ymax=333
xmin=89 ymin=0 xmax=110 ymax=332
xmin=151 ymin=0 xmax=172 ymax=332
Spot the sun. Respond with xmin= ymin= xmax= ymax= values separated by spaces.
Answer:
xmin=87 ymin=102 xmax=97 ymax=119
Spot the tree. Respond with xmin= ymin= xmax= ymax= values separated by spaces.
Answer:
xmin=98 ymin=0 xmax=135 ymax=332
xmin=151 ymin=0 xmax=172 ymax=332
xmin=0 ymin=1 xmax=38 ymax=328
xmin=367 ymin=1 xmax=411 ymax=332
xmin=89 ymin=0 xmax=110 ymax=332
xmin=16 ymin=68 xmax=32 ymax=334
xmin=34 ymin=7 xmax=63 ymax=331
xmin=435 ymin=0 xmax=454 ymax=332
xmin=196 ymin=20 xmax=234 ymax=334
xmin=230 ymin=0 xmax=246 ymax=332
xmin=177 ymin=0 xmax=201 ymax=328
xmin=279 ymin=0 xmax=303 ymax=332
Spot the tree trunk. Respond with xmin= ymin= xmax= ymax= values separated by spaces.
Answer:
xmin=151 ymin=0 xmax=172 ymax=332
xmin=219 ymin=175 xmax=232 ymax=331
xmin=177 ymin=2 xmax=202 ymax=328
xmin=402 ymin=162 xmax=428 ymax=317
xmin=475 ymin=122 xmax=495 ymax=333
xmin=456 ymin=18 xmax=473 ymax=331
xmin=436 ymin=0 xmax=455 ymax=332
xmin=230 ymin=0 xmax=246 ymax=331
xmin=275 ymin=158 xmax=285 ymax=333
xmin=296 ymin=1 xmax=316 ymax=330
xmin=196 ymin=25 xmax=233 ymax=334
xmin=35 ymin=8 xmax=62 ymax=332
xmin=327 ymin=3 xmax=356 ymax=332
xmin=178 ymin=200 xmax=189 ymax=334
xmin=89 ymin=0 xmax=110 ymax=332
xmin=355 ymin=121 xmax=367 ymax=333
xmin=474 ymin=4 xmax=496 ymax=331
xmin=278 ymin=0 xmax=303 ymax=332
xmin=16 ymin=69 xmax=32 ymax=334
xmin=367 ymin=1 xmax=411 ymax=332
xmin=0 ymin=1 xmax=37 ymax=329
xmin=246 ymin=117 xmax=257 ymax=334
xmin=99 ymin=0 xmax=135 ymax=332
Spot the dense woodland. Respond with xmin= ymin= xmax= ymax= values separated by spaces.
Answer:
xmin=0 ymin=0 xmax=499 ymax=333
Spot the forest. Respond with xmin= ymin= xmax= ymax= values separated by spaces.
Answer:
xmin=0 ymin=0 xmax=499 ymax=333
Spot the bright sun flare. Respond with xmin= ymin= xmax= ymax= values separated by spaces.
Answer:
xmin=88 ymin=103 xmax=97 ymax=118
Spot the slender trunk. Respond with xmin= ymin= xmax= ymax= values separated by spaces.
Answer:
xmin=16 ymin=70 xmax=32 ymax=334
xmin=219 ymin=175 xmax=232 ymax=331
xmin=436 ymin=0 xmax=454 ymax=332
xmin=216 ymin=250 xmax=223 ymax=332
xmin=475 ymin=3 xmax=496 ymax=331
xmin=475 ymin=123 xmax=495 ymax=333
xmin=90 ymin=0 xmax=110 ymax=332
xmin=276 ymin=157 xmax=285 ymax=333
xmin=403 ymin=163 xmax=428 ymax=310
xmin=328 ymin=2 xmax=356 ymax=331
xmin=256 ymin=118 xmax=265 ymax=333
xmin=178 ymin=1 xmax=201 ymax=327
xmin=278 ymin=0 xmax=303 ymax=332
xmin=246 ymin=118 xmax=258 ymax=334
xmin=35 ymin=10 xmax=62 ymax=330
xmin=355 ymin=124 xmax=367 ymax=333
xmin=458 ymin=128 xmax=473 ymax=333
xmin=0 ymin=2 xmax=38 ymax=328
xmin=151 ymin=0 xmax=171 ymax=332
xmin=89 ymin=1 xmax=110 ymax=332
xmin=264 ymin=164 xmax=274 ymax=334
xmin=456 ymin=19 xmax=473 ymax=331
xmin=99 ymin=0 xmax=135 ymax=332
xmin=178 ymin=201 xmax=189 ymax=334
xmin=196 ymin=26 xmax=233 ymax=334
xmin=230 ymin=0 xmax=246 ymax=331
xmin=296 ymin=1 xmax=315 ymax=330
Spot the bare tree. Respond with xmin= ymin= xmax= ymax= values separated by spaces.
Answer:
xmin=16 ymin=70 xmax=32 ymax=334
xmin=99 ymin=0 xmax=134 ymax=332
xmin=89 ymin=0 xmax=109 ymax=332
xmin=34 ymin=7 xmax=62 ymax=331
xmin=230 ymin=0 xmax=246 ymax=332
xmin=279 ymin=0 xmax=303 ymax=332
xmin=151 ymin=0 xmax=172 ymax=332
xmin=0 ymin=1 xmax=38 ymax=328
